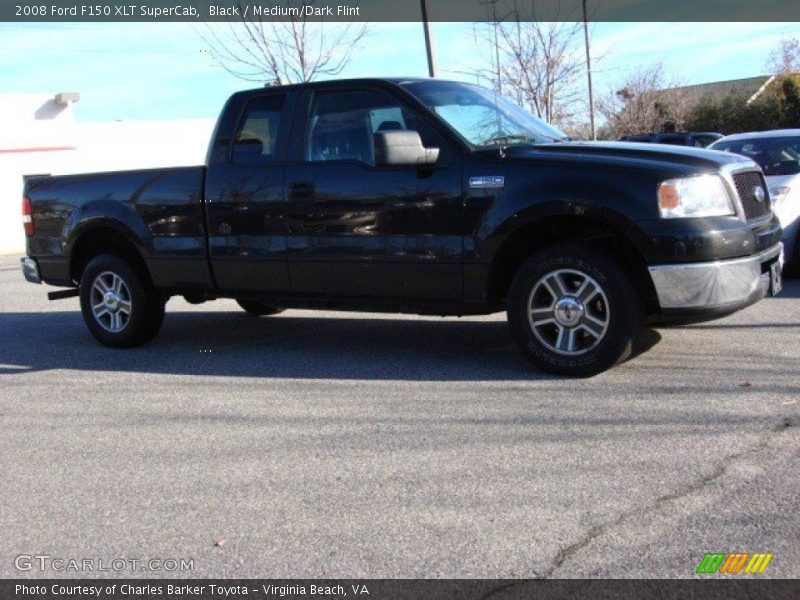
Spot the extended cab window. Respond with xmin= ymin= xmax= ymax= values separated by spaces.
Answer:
xmin=232 ymin=95 xmax=285 ymax=164
xmin=305 ymin=90 xmax=442 ymax=166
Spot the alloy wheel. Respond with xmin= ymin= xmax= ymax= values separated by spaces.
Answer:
xmin=527 ymin=268 xmax=610 ymax=356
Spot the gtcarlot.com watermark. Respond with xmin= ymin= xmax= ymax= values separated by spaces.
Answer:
xmin=14 ymin=554 xmax=194 ymax=572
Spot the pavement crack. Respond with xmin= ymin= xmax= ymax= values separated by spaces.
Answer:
xmin=773 ymin=415 xmax=799 ymax=431
xmin=544 ymin=418 xmax=794 ymax=577
xmin=547 ymin=525 xmax=605 ymax=576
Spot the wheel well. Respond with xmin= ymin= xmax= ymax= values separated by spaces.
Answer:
xmin=487 ymin=216 xmax=659 ymax=316
xmin=69 ymin=227 xmax=151 ymax=285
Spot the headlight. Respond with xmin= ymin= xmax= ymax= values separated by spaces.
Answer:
xmin=657 ymin=175 xmax=735 ymax=218
xmin=769 ymin=186 xmax=790 ymax=205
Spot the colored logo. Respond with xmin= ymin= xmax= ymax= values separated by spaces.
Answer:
xmin=696 ymin=552 xmax=773 ymax=574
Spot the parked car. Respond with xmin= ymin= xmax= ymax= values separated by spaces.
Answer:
xmin=20 ymin=78 xmax=784 ymax=376
xmin=709 ymin=130 xmax=800 ymax=274
xmin=620 ymin=132 xmax=724 ymax=148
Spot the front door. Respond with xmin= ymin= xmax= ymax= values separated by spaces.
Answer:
xmin=285 ymin=87 xmax=464 ymax=303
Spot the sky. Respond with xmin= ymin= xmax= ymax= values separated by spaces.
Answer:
xmin=0 ymin=21 xmax=796 ymax=122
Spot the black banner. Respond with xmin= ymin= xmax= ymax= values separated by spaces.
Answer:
xmin=2 ymin=579 xmax=799 ymax=600
xmin=4 ymin=0 xmax=800 ymax=23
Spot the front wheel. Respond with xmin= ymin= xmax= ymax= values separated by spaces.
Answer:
xmin=235 ymin=299 xmax=284 ymax=317
xmin=507 ymin=246 xmax=642 ymax=377
xmin=79 ymin=254 xmax=165 ymax=348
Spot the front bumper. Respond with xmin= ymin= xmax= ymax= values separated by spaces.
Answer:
xmin=649 ymin=243 xmax=783 ymax=320
xmin=21 ymin=257 xmax=42 ymax=284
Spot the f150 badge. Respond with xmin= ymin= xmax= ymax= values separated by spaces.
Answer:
xmin=470 ymin=176 xmax=505 ymax=189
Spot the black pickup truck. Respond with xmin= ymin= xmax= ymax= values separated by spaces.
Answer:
xmin=21 ymin=78 xmax=784 ymax=376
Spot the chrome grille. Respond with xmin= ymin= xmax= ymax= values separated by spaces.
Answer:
xmin=732 ymin=171 xmax=770 ymax=220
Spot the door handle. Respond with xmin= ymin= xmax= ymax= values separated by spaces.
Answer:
xmin=289 ymin=182 xmax=315 ymax=201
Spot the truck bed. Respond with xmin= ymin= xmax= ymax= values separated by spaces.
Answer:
xmin=25 ymin=166 xmax=211 ymax=290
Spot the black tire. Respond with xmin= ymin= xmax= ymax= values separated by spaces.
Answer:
xmin=507 ymin=245 xmax=643 ymax=377
xmin=235 ymin=299 xmax=284 ymax=317
xmin=784 ymin=235 xmax=800 ymax=278
xmin=79 ymin=254 xmax=165 ymax=348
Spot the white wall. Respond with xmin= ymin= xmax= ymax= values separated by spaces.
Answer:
xmin=0 ymin=93 xmax=215 ymax=255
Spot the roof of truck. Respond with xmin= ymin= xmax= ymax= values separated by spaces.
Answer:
xmin=238 ymin=77 xmax=459 ymax=95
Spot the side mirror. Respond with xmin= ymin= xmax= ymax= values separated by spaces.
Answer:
xmin=374 ymin=130 xmax=440 ymax=166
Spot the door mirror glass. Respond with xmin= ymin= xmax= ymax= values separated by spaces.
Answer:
xmin=374 ymin=130 xmax=440 ymax=166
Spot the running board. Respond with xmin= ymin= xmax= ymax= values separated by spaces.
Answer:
xmin=48 ymin=288 xmax=80 ymax=301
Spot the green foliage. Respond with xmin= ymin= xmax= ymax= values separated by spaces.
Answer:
xmin=685 ymin=76 xmax=799 ymax=134
xmin=781 ymin=77 xmax=800 ymax=126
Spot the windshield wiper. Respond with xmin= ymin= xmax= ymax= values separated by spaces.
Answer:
xmin=480 ymin=134 xmax=539 ymax=146
xmin=480 ymin=133 xmax=568 ymax=147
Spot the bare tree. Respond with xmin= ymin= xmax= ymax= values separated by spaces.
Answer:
xmin=598 ymin=62 xmax=689 ymax=137
xmin=476 ymin=0 xmax=584 ymax=125
xmin=201 ymin=0 xmax=367 ymax=84
xmin=767 ymin=36 xmax=800 ymax=76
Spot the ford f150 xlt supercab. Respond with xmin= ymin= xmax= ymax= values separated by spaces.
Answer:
xmin=21 ymin=78 xmax=784 ymax=376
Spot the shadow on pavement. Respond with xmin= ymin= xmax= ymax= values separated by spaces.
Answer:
xmin=0 ymin=308 xmax=665 ymax=381
xmin=0 ymin=310 xmax=539 ymax=380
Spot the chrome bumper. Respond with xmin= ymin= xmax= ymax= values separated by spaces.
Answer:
xmin=21 ymin=257 xmax=42 ymax=284
xmin=649 ymin=243 xmax=783 ymax=310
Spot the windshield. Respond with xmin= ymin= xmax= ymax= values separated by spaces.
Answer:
xmin=401 ymin=80 xmax=568 ymax=147
xmin=711 ymin=136 xmax=800 ymax=176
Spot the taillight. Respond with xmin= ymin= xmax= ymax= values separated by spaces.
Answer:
xmin=22 ymin=196 xmax=34 ymax=236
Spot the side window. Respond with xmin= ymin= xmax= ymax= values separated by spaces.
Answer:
xmin=694 ymin=135 xmax=715 ymax=147
xmin=232 ymin=95 xmax=285 ymax=165
xmin=305 ymin=90 xmax=444 ymax=166
xmin=658 ymin=135 xmax=686 ymax=146
xmin=369 ymin=106 xmax=406 ymax=133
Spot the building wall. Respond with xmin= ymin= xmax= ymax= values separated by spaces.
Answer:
xmin=0 ymin=93 xmax=215 ymax=255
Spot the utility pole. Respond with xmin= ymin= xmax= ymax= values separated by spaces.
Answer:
xmin=420 ymin=0 xmax=437 ymax=78
xmin=480 ymin=0 xmax=502 ymax=94
xmin=582 ymin=0 xmax=596 ymax=140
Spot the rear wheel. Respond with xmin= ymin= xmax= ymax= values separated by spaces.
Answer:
xmin=235 ymin=299 xmax=284 ymax=317
xmin=507 ymin=245 xmax=642 ymax=376
xmin=79 ymin=254 xmax=164 ymax=348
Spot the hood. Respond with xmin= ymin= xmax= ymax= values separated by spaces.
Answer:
xmin=764 ymin=172 xmax=800 ymax=228
xmin=764 ymin=172 xmax=800 ymax=188
xmin=493 ymin=141 xmax=758 ymax=174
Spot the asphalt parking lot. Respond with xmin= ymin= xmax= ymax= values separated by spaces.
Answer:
xmin=0 ymin=254 xmax=798 ymax=579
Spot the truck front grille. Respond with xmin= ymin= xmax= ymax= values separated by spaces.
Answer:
xmin=732 ymin=171 xmax=770 ymax=220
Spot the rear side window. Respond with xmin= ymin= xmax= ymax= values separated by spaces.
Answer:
xmin=232 ymin=95 xmax=285 ymax=164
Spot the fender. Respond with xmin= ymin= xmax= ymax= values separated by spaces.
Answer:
xmin=470 ymin=168 xmax=656 ymax=265
xmin=63 ymin=199 xmax=153 ymax=260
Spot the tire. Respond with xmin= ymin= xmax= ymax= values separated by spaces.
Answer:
xmin=784 ymin=234 xmax=800 ymax=278
xmin=235 ymin=299 xmax=284 ymax=317
xmin=507 ymin=245 xmax=643 ymax=377
xmin=79 ymin=254 xmax=165 ymax=348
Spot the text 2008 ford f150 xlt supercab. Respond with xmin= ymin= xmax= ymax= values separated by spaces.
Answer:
xmin=21 ymin=78 xmax=784 ymax=376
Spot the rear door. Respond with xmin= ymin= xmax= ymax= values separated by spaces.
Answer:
xmin=205 ymin=91 xmax=293 ymax=293
xmin=284 ymin=84 xmax=464 ymax=303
